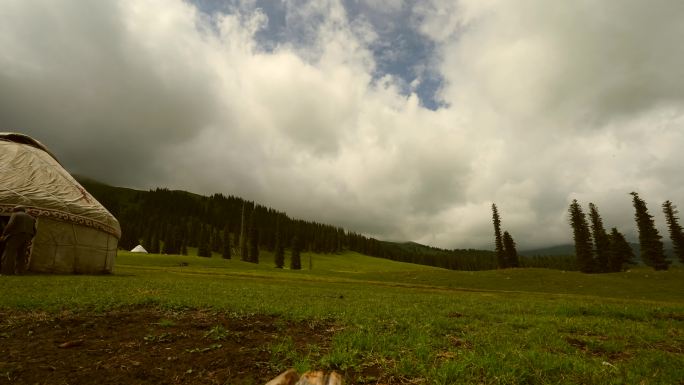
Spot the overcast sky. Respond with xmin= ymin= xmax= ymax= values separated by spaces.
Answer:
xmin=1 ymin=0 xmax=683 ymax=250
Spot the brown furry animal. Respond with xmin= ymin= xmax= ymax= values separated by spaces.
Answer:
xmin=265 ymin=369 xmax=343 ymax=385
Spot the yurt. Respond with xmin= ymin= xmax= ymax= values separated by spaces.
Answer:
xmin=0 ymin=133 xmax=120 ymax=273
xmin=130 ymin=245 xmax=148 ymax=253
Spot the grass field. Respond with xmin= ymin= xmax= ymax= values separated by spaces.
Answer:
xmin=1 ymin=250 xmax=682 ymax=384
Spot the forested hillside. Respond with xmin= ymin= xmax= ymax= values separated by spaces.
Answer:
xmin=78 ymin=177 xmax=360 ymax=256
xmin=78 ymin=177 xmax=578 ymax=271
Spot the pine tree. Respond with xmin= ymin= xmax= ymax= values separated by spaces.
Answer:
xmin=568 ymin=200 xmax=595 ymax=273
xmin=119 ymin=227 xmax=139 ymax=251
xmin=150 ymin=231 xmax=160 ymax=254
xmin=588 ymin=203 xmax=610 ymax=273
xmin=143 ymin=231 xmax=152 ymax=252
xmin=197 ymin=225 xmax=211 ymax=258
xmin=173 ymin=226 xmax=183 ymax=254
xmin=211 ymin=228 xmax=222 ymax=254
xmin=662 ymin=200 xmax=684 ymax=264
xmin=290 ymin=236 xmax=301 ymax=270
xmin=492 ymin=203 xmax=506 ymax=268
xmin=239 ymin=203 xmax=249 ymax=261
xmin=274 ymin=219 xmax=284 ymax=268
xmin=608 ymin=228 xmax=635 ymax=272
xmin=161 ymin=225 xmax=180 ymax=255
xmin=161 ymin=230 xmax=172 ymax=254
xmin=502 ymin=231 xmax=519 ymax=267
xmin=630 ymin=192 xmax=669 ymax=270
xmin=248 ymin=212 xmax=259 ymax=264
xmin=222 ymin=225 xmax=231 ymax=259
xmin=190 ymin=220 xmax=201 ymax=247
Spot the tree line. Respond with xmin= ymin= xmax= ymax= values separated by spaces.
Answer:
xmin=85 ymin=179 xmax=682 ymax=273
xmin=567 ymin=200 xmax=636 ymax=273
xmin=81 ymin=179 xmax=480 ymax=269
xmin=82 ymin=180 xmax=354 ymax=270
xmin=568 ymin=193 xmax=684 ymax=272
xmin=82 ymin=178 xmax=580 ymax=272
xmin=378 ymin=241 xmax=577 ymax=271
xmin=493 ymin=194 xmax=683 ymax=273
xmin=561 ymin=194 xmax=683 ymax=273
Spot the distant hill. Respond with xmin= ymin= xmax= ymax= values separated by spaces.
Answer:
xmin=522 ymin=242 xmax=679 ymax=264
xmin=379 ymin=241 xmax=499 ymax=271
xmin=521 ymin=244 xmax=576 ymax=256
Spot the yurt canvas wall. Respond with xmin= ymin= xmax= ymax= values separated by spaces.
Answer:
xmin=0 ymin=133 xmax=120 ymax=274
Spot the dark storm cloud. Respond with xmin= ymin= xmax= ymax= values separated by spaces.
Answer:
xmin=0 ymin=0 xmax=222 ymax=187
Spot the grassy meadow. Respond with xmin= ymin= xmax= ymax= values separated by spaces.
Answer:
xmin=1 ymin=250 xmax=683 ymax=384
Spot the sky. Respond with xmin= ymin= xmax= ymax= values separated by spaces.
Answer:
xmin=1 ymin=0 xmax=683 ymax=250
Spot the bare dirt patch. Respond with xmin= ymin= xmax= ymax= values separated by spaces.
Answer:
xmin=0 ymin=307 xmax=337 ymax=385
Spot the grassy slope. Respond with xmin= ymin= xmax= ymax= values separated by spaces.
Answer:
xmin=1 ymin=251 xmax=682 ymax=384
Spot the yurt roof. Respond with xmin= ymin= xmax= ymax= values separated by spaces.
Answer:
xmin=0 ymin=132 xmax=121 ymax=239
xmin=0 ymin=132 xmax=60 ymax=163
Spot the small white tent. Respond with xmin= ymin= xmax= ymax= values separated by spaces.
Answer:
xmin=130 ymin=245 xmax=148 ymax=253
xmin=0 ymin=133 xmax=120 ymax=273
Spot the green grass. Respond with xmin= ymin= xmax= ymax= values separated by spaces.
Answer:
xmin=1 ymin=251 xmax=682 ymax=384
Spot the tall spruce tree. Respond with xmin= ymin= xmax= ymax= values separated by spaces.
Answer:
xmin=162 ymin=227 xmax=174 ymax=255
xmin=119 ymin=228 xmax=138 ymax=251
xmin=502 ymin=231 xmax=519 ymax=267
xmin=274 ymin=219 xmax=284 ymax=268
xmin=662 ymin=200 xmax=684 ymax=264
xmin=290 ymin=236 xmax=301 ymax=270
xmin=211 ymin=228 xmax=222 ymax=254
xmin=239 ymin=203 xmax=249 ymax=261
xmin=568 ymin=200 xmax=595 ymax=273
xmin=630 ymin=192 xmax=669 ymax=270
xmin=492 ymin=203 xmax=506 ymax=268
xmin=143 ymin=231 xmax=152 ymax=252
xmin=588 ymin=203 xmax=610 ymax=273
xmin=172 ymin=226 xmax=183 ymax=254
xmin=608 ymin=228 xmax=635 ymax=272
xmin=150 ymin=231 xmax=160 ymax=254
xmin=248 ymin=211 xmax=259 ymax=264
xmin=222 ymin=225 xmax=231 ymax=259
xmin=190 ymin=220 xmax=201 ymax=247
xmin=197 ymin=225 xmax=211 ymax=258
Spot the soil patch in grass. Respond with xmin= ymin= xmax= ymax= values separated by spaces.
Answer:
xmin=0 ymin=307 xmax=337 ymax=385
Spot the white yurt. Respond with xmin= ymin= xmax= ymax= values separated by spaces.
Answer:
xmin=0 ymin=133 xmax=120 ymax=273
xmin=130 ymin=245 xmax=148 ymax=253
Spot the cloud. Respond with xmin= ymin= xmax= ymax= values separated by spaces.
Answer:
xmin=432 ymin=0 xmax=684 ymax=125
xmin=416 ymin=0 xmax=684 ymax=246
xmin=0 ymin=0 xmax=221 ymax=180
xmin=0 ymin=0 xmax=682 ymax=249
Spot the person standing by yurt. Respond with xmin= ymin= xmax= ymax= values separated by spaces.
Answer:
xmin=1 ymin=206 xmax=36 ymax=275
